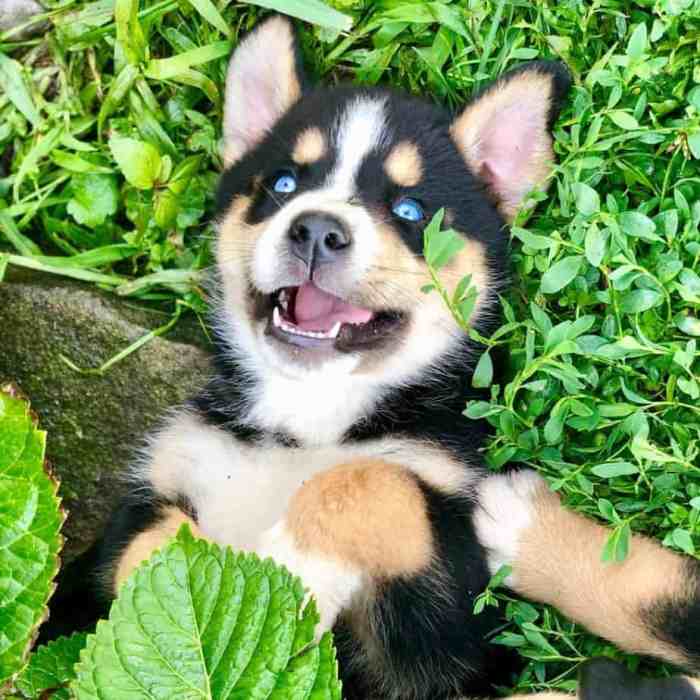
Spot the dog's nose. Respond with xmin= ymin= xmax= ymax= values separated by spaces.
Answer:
xmin=289 ymin=213 xmax=351 ymax=266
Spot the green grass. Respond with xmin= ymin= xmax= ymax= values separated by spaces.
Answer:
xmin=2 ymin=0 xmax=700 ymax=695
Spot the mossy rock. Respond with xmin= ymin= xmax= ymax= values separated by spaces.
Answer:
xmin=0 ymin=269 xmax=212 ymax=561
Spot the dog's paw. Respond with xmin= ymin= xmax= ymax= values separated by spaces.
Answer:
xmin=579 ymin=658 xmax=700 ymax=700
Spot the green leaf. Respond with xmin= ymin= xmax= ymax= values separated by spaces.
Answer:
xmin=540 ymin=256 xmax=584 ymax=294
xmin=145 ymin=41 xmax=231 ymax=80
xmin=675 ymin=313 xmax=700 ymax=336
xmin=627 ymin=23 xmax=647 ymax=60
xmin=71 ymin=526 xmax=342 ymax=700
xmin=619 ymin=289 xmax=662 ymax=314
xmin=109 ymin=136 xmax=163 ymax=190
xmin=0 ymin=52 xmax=40 ymax=126
xmin=242 ymin=0 xmax=353 ymax=31
xmin=602 ymin=522 xmax=631 ymax=563
xmin=0 ymin=386 xmax=64 ymax=687
xmin=618 ymin=211 xmax=661 ymax=242
xmin=688 ymin=132 xmax=700 ymax=160
xmin=584 ymin=225 xmax=606 ymax=266
xmin=15 ymin=633 xmax=88 ymax=700
xmin=607 ymin=110 xmax=640 ymax=130
xmin=423 ymin=209 xmax=466 ymax=269
xmin=571 ymin=182 xmax=600 ymax=216
xmin=591 ymin=462 xmax=639 ymax=478
xmin=183 ymin=0 xmax=231 ymax=37
xmin=472 ymin=351 xmax=493 ymax=389
xmin=66 ymin=174 xmax=119 ymax=228
xmin=671 ymin=529 xmax=695 ymax=556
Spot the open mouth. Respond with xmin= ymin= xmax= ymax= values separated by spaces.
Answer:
xmin=264 ymin=281 xmax=404 ymax=351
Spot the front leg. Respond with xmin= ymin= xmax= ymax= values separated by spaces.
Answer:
xmin=474 ymin=470 xmax=700 ymax=695
xmin=255 ymin=457 xmax=434 ymax=633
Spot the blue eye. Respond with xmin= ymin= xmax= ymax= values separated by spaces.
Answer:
xmin=273 ymin=171 xmax=297 ymax=194
xmin=392 ymin=197 xmax=424 ymax=222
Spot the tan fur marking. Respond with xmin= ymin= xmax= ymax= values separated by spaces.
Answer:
xmin=451 ymin=71 xmax=555 ymax=221
xmin=370 ymin=222 xmax=491 ymax=315
xmin=217 ymin=194 xmax=265 ymax=269
xmin=286 ymin=459 xmax=433 ymax=577
xmin=513 ymin=484 xmax=690 ymax=667
xmin=293 ymin=127 xmax=326 ymax=164
xmin=384 ymin=141 xmax=422 ymax=187
xmin=114 ymin=507 xmax=201 ymax=591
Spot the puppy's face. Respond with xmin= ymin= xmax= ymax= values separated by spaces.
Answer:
xmin=215 ymin=17 xmax=569 ymax=383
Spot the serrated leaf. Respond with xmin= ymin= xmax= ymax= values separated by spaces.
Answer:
xmin=15 ymin=633 xmax=88 ymax=699
xmin=0 ymin=386 xmax=64 ymax=688
xmin=540 ymin=256 xmax=584 ymax=294
xmin=66 ymin=174 xmax=119 ymax=229
xmin=109 ymin=136 xmax=163 ymax=190
xmin=71 ymin=526 xmax=342 ymax=700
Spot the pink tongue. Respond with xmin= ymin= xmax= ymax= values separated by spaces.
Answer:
xmin=293 ymin=282 xmax=373 ymax=331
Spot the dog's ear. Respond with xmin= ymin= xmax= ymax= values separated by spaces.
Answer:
xmin=450 ymin=61 xmax=571 ymax=222
xmin=222 ymin=16 xmax=306 ymax=167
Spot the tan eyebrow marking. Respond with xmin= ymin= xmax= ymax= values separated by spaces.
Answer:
xmin=292 ymin=127 xmax=326 ymax=164
xmin=384 ymin=141 xmax=423 ymax=187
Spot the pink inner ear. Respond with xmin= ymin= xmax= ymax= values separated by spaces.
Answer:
xmin=476 ymin=103 xmax=544 ymax=201
xmin=238 ymin=74 xmax=279 ymax=145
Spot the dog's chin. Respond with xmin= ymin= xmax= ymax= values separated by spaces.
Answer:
xmin=249 ymin=281 xmax=408 ymax=373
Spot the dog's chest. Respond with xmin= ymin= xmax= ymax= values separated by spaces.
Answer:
xmin=145 ymin=410 xmax=473 ymax=554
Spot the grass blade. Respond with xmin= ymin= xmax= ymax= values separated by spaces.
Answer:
xmin=0 ymin=51 xmax=40 ymax=126
xmin=144 ymin=41 xmax=231 ymax=80
xmin=183 ymin=0 xmax=231 ymax=37
xmin=242 ymin=0 xmax=353 ymax=31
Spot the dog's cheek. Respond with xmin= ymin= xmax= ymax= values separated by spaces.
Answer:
xmin=216 ymin=195 xmax=266 ymax=318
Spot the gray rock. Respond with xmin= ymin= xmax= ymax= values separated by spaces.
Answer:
xmin=0 ymin=0 xmax=45 ymax=38
xmin=0 ymin=268 xmax=212 ymax=561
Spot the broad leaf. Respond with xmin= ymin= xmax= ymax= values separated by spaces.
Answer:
xmin=15 ymin=633 xmax=88 ymax=700
xmin=66 ymin=174 xmax=119 ymax=228
xmin=72 ymin=526 xmax=342 ymax=700
xmin=109 ymin=137 xmax=163 ymax=190
xmin=540 ymin=256 xmax=584 ymax=294
xmin=0 ymin=386 xmax=64 ymax=687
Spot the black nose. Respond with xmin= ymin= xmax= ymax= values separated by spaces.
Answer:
xmin=289 ymin=213 xmax=351 ymax=267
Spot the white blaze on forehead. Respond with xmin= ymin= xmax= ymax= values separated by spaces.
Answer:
xmin=327 ymin=97 xmax=389 ymax=195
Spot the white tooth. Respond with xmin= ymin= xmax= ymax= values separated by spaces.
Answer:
xmin=273 ymin=306 xmax=282 ymax=327
xmin=328 ymin=322 xmax=341 ymax=339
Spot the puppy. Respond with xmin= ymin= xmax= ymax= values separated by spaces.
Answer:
xmin=100 ymin=16 xmax=700 ymax=700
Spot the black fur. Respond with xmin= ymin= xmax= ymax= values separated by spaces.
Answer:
xmin=644 ymin=559 xmax=700 ymax=671
xmin=579 ymin=658 xmax=700 ymax=700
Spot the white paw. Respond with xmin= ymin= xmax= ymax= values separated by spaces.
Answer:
xmin=257 ymin=522 xmax=363 ymax=635
xmin=474 ymin=470 xmax=546 ymax=584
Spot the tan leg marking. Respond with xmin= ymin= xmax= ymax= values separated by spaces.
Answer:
xmin=285 ymin=459 xmax=433 ymax=578
xmin=114 ymin=507 xmax=201 ymax=592
xmin=293 ymin=127 xmax=326 ymax=164
xmin=514 ymin=483 xmax=689 ymax=667
xmin=384 ymin=141 xmax=422 ymax=187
